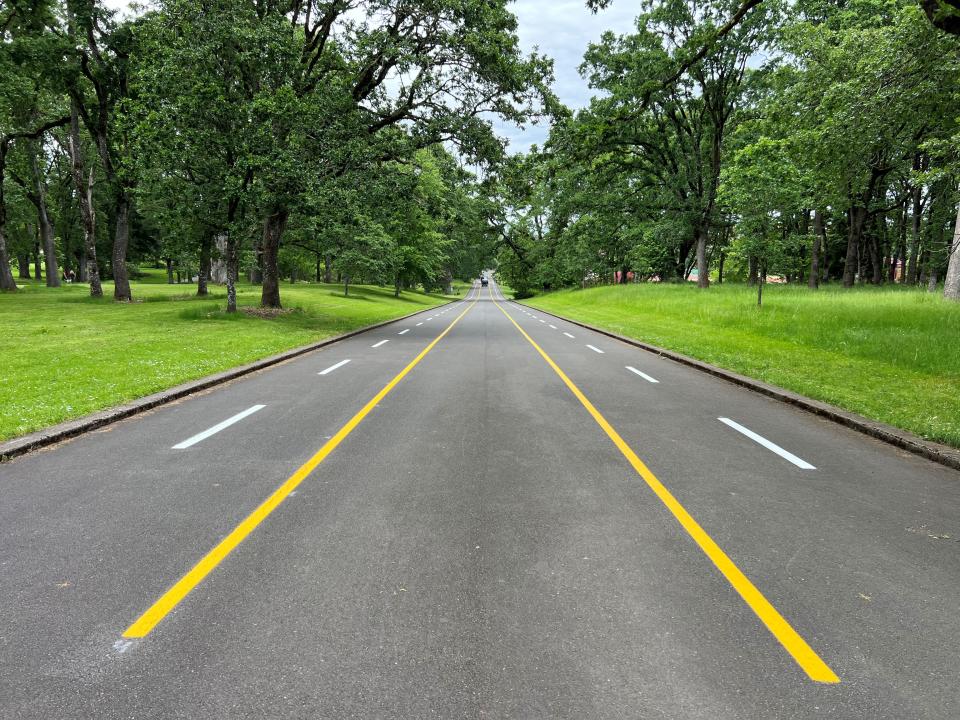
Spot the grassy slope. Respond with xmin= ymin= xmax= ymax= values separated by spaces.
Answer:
xmin=522 ymin=284 xmax=960 ymax=448
xmin=0 ymin=279 xmax=451 ymax=441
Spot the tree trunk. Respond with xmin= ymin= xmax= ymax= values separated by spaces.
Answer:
xmin=821 ymin=216 xmax=831 ymax=282
xmin=906 ymin=157 xmax=925 ymax=285
xmin=31 ymin=144 xmax=59 ymax=287
xmin=809 ymin=210 xmax=824 ymax=289
xmin=928 ymin=270 xmax=938 ymax=292
xmin=33 ymin=227 xmax=42 ymax=279
xmin=323 ymin=253 xmax=332 ymax=283
xmin=260 ymin=209 xmax=287 ymax=308
xmin=225 ymin=231 xmax=238 ymax=313
xmin=197 ymin=234 xmax=210 ymax=296
xmin=889 ymin=202 xmax=906 ymax=283
xmin=0 ymin=139 xmax=14 ymax=290
xmin=673 ymin=237 xmax=695 ymax=281
xmin=315 ymin=257 xmax=321 ymax=283
xmin=748 ymin=255 xmax=758 ymax=286
xmin=0 ymin=227 xmax=15 ymax=290
xmin=165 ymin=258 xmax=174 ymax=284
xmin=343 ymin=274 xmax=350 ymax=296
xmin=868 ymin=220 xmax=883 ymax=285
xmin=757 ymin=261 xmax=765 ymax=307
xmin=68 ymin=102 xmax=102 ymax=298
xmin=907 ymin=187 xmax=922 ymax=285
xmin=843 ymin=206 xmax=868 ymax=288
xmin=18 ymin=252 xmax=31 ymax=279
xmin=112 ymin=192 xmax=132 ymax=301
xmin=211 ymin=233 xmax=228 ymax=284
xmin=695 ymin=225 xmax=709 ymax=288
xmin=943 ymin=199 xmax=960 ymax=300
xmin=75 ymin=249 xmax=87 ymax=282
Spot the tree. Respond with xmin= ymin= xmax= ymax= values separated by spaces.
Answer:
xmin=0 ymin=0 xmax=70 ymax=291
xmin=237 ymin=0 xmax=554 ymax=308
xmin=569 ymin=0 xmax=780 ymax=288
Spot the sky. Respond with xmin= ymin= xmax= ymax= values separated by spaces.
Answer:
xmin=498 ymin=0 xmax=638 ymax=151
xmin=103 ymin=0 xmax=639 ymax=153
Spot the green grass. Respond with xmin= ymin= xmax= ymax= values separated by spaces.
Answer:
xmin=523 ymin=283 xmax=960 ymax=448
xmin=0 ymin=279 xmax=451 ymax=441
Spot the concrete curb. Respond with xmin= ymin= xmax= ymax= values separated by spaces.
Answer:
xmin=0 ymin=298 xmax=458 ymax=462
xmin=516 ymin=301 xmax=960 ymax=473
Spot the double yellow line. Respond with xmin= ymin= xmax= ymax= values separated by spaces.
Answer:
xmin=491 ymin=297 xmax=838 ymax=684
xmin=123 ymin=299 xmax=476 ymax=639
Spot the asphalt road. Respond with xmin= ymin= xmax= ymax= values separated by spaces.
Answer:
xmin=2 ymin=280 xmax=959 ymax=719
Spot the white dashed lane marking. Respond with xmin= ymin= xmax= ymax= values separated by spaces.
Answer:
xmin=172 ymin=405 xmax=265 ymax=449
xmin=718 ymin=417 xmax=816 ymax=470
xmin=626 ymin=366 xmax=659 ymax=383
xmin=319 ymin=359 xmax=351 ymax=376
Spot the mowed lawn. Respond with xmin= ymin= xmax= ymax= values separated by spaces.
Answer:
xmin=0 ymin=279 xmax=456 ymax=441
xmin=523 ymin=284 xmax=960 ymax=448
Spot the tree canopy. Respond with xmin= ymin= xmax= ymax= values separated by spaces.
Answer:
xmin=3 ymin=0 xmax=960 ymax=304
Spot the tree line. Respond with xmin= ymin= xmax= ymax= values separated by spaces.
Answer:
xmin=0 ymin=0 xmax=555 ymax=306
xmin=492 ymin=0 xmax=960 ymax=302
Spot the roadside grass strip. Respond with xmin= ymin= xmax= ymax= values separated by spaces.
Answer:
xmin=0 ymin=282 xmax=453 ymax=443
xmin=123 ymin=301 xmax=476 ymax=639
xmin=318 ymin=359 xmax=351 ymax=376
xmin=172 ymin=405 xmax=265 ymax=449
xmin=718 ymin=418 xmax=816 ymax=470
xmin=626 ymin=366 xmax=659 ymax=384
xmin=523 ymin=284 xmax=960 ymax=448
xmin=492 ymin=298 xmax=839 ymax=684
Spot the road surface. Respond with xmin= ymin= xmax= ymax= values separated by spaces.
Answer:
xmin=2 ymin=280 xmax=959 ymax=719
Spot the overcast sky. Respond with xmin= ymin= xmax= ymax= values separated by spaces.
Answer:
xmin=105 ymin=0 xmax=639 ymax=153
xmin=498 ymin=1 xmax=637 ymax=151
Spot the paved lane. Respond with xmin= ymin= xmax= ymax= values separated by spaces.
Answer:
xmin=1 ymin=280 xmax=958 ymax=718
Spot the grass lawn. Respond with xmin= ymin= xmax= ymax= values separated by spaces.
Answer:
xmin=523 ymin=283 xmax=960 ymax=448
xmin=0 ymin=279 xmax=451 ymax=441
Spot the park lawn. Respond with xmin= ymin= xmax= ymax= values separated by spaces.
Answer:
xmin=523 ymin=283 xmax=960 ymax=448
xmin=0 ymin=279 xmax=450 ymax=441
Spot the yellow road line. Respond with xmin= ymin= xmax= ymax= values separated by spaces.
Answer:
xmin=491 ymin=299 xmax=839 ymax=684
xmin=123 ymin=300 xmax=475 ymax=639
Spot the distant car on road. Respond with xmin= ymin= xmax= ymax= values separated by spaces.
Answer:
xmin=481 ymin=277 xmax=488 ymax=287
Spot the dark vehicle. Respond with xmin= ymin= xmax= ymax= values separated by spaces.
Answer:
xmin=481 ymin=277 xmax=488 ymax=287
